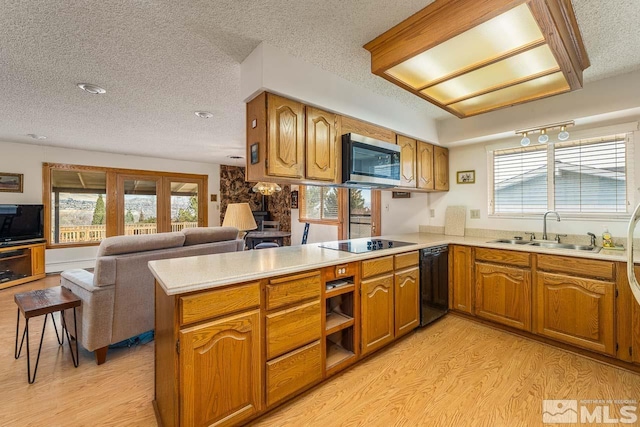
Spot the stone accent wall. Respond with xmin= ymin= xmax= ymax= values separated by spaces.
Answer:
xmin=220 ymin=165 xmax=291 ymax=245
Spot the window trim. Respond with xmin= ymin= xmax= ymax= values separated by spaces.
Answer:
xmin=43 ymin=163 xmax=208 ymax=248
xmin=298 ymin=185 xmax=342 ymax=226
xmin=488 ymin=132 xmax=633 ymax=219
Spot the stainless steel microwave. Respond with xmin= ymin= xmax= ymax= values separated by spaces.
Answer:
xmin=341 ymin=133 xmax=401 ymax=187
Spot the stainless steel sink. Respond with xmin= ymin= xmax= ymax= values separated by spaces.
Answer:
xmin=528 ymin=241 xmax=601 ymax=252
xmin=488 ymin=239 xmax=531 ymax=245
xmin=487 ymin=239 xmax=601 ymax=253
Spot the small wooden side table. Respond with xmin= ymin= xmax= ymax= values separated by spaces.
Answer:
xmin=14 ymin=286 xmax=81 ymax=383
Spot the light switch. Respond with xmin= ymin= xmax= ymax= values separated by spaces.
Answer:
xmin=430 ymin=209 xmax=435 ymax=218
xmin=470 ymin=209 xmax=480 ymax=219
xmin=210 ymin=194 xmax=217 ymax=202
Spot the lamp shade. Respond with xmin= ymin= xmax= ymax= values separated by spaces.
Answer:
xmin=222 ymin=203 xmax=257 ymax=232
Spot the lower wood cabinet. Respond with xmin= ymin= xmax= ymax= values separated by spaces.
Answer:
xmin=179 ymin=310 xmax=262 ymax=427
xmin=361 ymin=274 xmax=394 ymax=355
xmin=266 ymin=340 xmax=322 ymax=407
xmin=394 ymin=266 xmax=420 ymax=338
xmin=535 ymin=271 xmax=615 ymax=356
xmin=475 ymin=262 xmax=531 ymax=331
xmin=450 ymin=245 xmax=474 ymax=314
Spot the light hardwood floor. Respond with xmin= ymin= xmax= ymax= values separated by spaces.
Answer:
xmin=2 ymin=276 xmax=639 ymax=426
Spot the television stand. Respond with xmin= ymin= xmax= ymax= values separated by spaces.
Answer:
xmin=0 ymin=241 xmax=46 ymax=290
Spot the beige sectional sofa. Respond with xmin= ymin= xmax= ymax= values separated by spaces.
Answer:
xmin=61 ymin=227 xmax=243 ymax=364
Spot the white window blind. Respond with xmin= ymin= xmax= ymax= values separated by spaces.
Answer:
xmin=491 ymin=133 xmax=629 ymax=215
xmin=493 ymin=145 xmax=548 ymax=213
xmin=554 ymin=136 xmax=626 ymax=213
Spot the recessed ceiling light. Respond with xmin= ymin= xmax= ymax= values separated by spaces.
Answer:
xmin=77 ymin=83 xmax=106 ymax=94
xmin=227 ymin=155 xmax=244 ymax=160
xmin=27 ymin=134 xmax=47 ymax=140
xmin=195 ymin=111 xmax=214 ymax=119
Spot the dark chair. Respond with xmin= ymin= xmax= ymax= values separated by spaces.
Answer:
xmin=261 ymin=221 xmax=280 ymax=231
xmin=254 ymin=242 xmax=279 ymax=249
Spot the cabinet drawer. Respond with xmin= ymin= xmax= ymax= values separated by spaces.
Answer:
xmin=266 ymin=340 xmax=322 ymax=407
xmin=266 ymin=300 xmax=321 ymax=359
xmin=361 ymin=256 xmax=394 ymax=279
xmin=266 ymin=271 xmax=321 ymax=311
xmin=475 ymin=248 xmax=530 ymax=267
xmin=537 ymin=254 xmax=614 ymax=280
xmin=395 ymin=251 xmax=419 ymax=270
xmin=180 ymin=282 xmax=260 ymax=326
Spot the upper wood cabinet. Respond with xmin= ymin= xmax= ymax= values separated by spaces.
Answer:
xmin=434 ymin=146 xmax=449 ymax=191
xmin=449 ymin=245 xmax=473 ymax=314
xmin=268 ymin=94 xmax=305 ymax=178
xmin=397 ymin=135 xmax=417 ymax=188
xmin=535 ymin=271 xmax=615 ymax=356
xmin=306 ymin=107 xmax=337 ymax=182
xmin=417 ymin=141 xmax=434 ymax=190
xmin=179 ymin=310 xmax=262 ymax=427
xmin=475 ymin=262 xmax=531 ymax=331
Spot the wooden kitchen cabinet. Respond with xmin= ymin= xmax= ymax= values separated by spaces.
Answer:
xmin=246 ymin=92 xmax=305 ymax=182
xmin=306 ymin=107 xmax=338 ymax=182
xmin=361 ymin=274 xmax=394 ymax=355
xmin=449 ymin=245 xmax=474 ymax=314
xmin=434 ymin=145 xmax=449 ymax=191
xmin=416 ymin=141 xmax=434 ymax=190
xmin=475 ymin=262 xmax=531 ymax=331
xmin=179 ymin=310 xmax=262 ymax=427
xmin=394 ymin=266 xmax=420 ymax=337
xmin=268 ymin=94 xmax=305 ymax=178
xmin=397 ymin=135 xmax=417 ymax=188
xmin=535 ymin=271 xmax=615 ymax=356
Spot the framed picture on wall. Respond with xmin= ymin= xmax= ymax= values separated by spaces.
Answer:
xmin=456 ymin=170 xmax=475 ymax=184
xmin=250 ymin=143 xmax=259 ymax=164
xmin=0 ymin=173 xmax=23 ymax=193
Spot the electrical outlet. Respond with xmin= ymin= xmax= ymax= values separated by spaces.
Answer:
xmin=470 ymin=209 xmax=480 ymax=219
xmin=430 ymin=209 xmax=435 ymax=218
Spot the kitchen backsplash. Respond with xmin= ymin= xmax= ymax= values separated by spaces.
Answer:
xmin=418 ymin=225 xmax=640 ymax=248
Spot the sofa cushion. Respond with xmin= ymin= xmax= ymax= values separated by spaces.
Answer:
xmin=97 ymin=232 xmax=185 ymax=257
xmin=182 ymin=226 xmax=239 ymax=246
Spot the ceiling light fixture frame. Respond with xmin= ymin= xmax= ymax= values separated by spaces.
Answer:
xmin=364 ymin=0 xmax=590 ymax=118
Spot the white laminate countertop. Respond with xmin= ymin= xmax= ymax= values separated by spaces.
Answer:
xmin=149 ymin=232 xmax=640 ymax=295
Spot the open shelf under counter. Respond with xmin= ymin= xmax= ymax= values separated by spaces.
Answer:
xmin=326 ymin=342 xmax=355 ymax=371
xmin=325 ymin=282 xmax=355 ymax=299
xmin=325 ymin=312 xmax=354 ymax=335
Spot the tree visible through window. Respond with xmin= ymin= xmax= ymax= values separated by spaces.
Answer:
xmin=300 ymin=186 xmax=339 ymax=222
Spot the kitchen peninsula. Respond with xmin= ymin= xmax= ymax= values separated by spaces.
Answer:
xmin=150 ymin=233 xmax=640 ymax=427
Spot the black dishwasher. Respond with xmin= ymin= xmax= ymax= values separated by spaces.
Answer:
xmin=419 ymin=245 xmax=449 ymax=326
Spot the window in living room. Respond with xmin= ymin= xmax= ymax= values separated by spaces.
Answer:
xmin=49 ymin=169 xmax=108 ymax=244
xmin=43 ymin=163 xmax=208 ymax=247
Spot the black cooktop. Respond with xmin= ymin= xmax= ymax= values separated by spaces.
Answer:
xmin=319 ymin=239 xmax=414 ymax=254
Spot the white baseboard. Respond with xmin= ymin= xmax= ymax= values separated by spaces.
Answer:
xmin=45 ymin=259 xmax=96 ymax=274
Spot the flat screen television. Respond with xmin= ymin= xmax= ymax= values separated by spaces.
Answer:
xmin=0 ymin=204 xmax=45 ymax=244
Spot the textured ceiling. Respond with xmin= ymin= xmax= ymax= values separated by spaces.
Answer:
xmin=0 ymin=1 xmax=638 ymax=165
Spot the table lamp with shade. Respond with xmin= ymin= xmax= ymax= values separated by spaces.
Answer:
xmin=222 ymin=202 xmax=257 ymax=240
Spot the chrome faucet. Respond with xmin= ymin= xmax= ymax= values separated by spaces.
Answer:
xmin=587 ymin=232 xmax=597 ymax=247
xmin=542 ymin=211 xmax=561 ymax=240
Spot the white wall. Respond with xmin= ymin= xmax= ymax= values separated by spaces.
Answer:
xmin=381 ymin=191 xmax=430 ymax=235
xmin=428 ymin=119 xmax=640 ymax=239
xmin=0 ymin=140 xmax=221 ymax=272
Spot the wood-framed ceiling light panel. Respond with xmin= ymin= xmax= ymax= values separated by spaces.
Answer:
xmin=364 ymin=0 xmax=589 ymax=118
